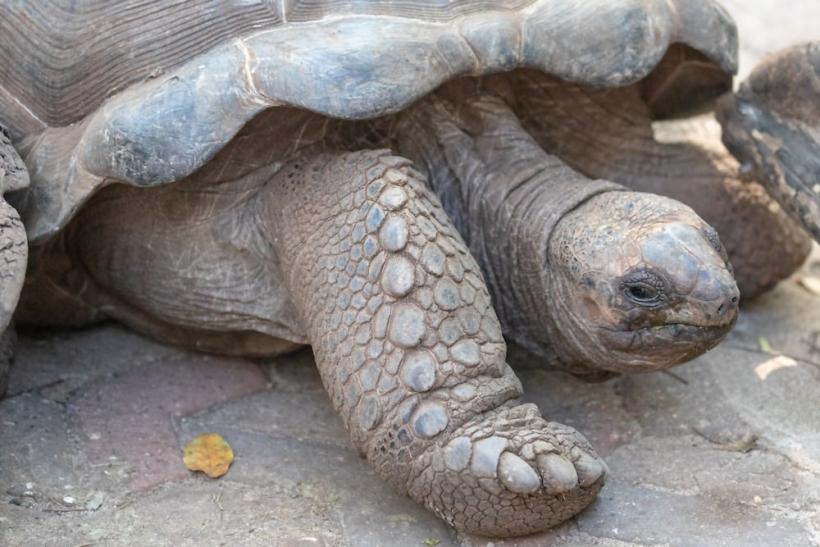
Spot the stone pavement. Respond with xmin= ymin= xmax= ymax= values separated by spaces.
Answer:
xmin=1 ymin=3 xmax=819 ymax=546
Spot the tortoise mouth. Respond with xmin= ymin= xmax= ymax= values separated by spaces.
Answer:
xmin=607 ymin=319 xmax=735 ymax=344
xmin=596 ymin=319 xmax=736 ymax=371
xmin=650 ymin=320 xmax=731 ymax=337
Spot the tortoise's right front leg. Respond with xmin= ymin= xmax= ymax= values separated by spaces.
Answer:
xmin=263 ymin=149 xmax=606 ymax=537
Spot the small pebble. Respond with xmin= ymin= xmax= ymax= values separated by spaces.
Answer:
xmin=85 ymin=491 xmax=105 ymax=511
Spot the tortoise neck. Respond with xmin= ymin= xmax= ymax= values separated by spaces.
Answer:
xmin=392 ymin=91 xmax=621 ymax=361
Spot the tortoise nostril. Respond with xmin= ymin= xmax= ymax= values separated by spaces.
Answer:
xmin=716 ymin=293 xmax=740 ymax=317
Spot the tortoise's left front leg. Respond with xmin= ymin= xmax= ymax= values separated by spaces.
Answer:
xmin=717 ymin=41 xmax=820 ymax=242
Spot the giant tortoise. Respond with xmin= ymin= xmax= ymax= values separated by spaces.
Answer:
xmin=0 ymin=0 xmax=815 ymax=537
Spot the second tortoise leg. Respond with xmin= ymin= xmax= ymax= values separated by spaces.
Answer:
xmin=263 ymin=149 xmax=606 ymax=537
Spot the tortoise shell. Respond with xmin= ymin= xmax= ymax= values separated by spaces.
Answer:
xmin=0 ymin=0 xmax=737 ymax=242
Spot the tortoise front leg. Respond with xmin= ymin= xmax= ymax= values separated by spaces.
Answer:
xmin=262 ymin=149 xmax=606 ymax=537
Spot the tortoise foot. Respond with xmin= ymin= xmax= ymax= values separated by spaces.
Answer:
xmin=409 ymin=403 xmax=606 ymax=537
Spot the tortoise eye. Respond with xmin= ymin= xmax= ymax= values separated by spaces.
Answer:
xmin=623 ymin=282 xmax=662 ymax=306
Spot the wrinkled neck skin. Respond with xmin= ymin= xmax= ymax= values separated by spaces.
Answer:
xmin=392 ymin=89 xmax=621 ymax=375
xmin=391 ymin=85 xmax=738 ymax=377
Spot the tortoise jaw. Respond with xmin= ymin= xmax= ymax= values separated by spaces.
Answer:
xmin=601 ymin=322 xmax=737 ymax=351
xmin=596 ymin=319 xmax=736 ymax=372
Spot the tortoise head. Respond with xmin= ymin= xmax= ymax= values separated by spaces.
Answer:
xmin=547 ymin=191 xmax=739 ymax=374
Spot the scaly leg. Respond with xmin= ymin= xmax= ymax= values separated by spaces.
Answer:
xmin=262 ymin=149 xmax=606 ymax=536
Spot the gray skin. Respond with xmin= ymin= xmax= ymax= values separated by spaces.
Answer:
xmin=18 ymin=86 xmax=738 ymax=536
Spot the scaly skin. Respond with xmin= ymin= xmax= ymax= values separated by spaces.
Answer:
xmin=0 ymin=327 xmax=14 ymax=396
xmin=0 ymin=200 xmax=25 ymax=397
xmin=263 ymin=150 xmax=606 ymax=536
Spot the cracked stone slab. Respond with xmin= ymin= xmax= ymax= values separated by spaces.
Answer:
xmin=5 ymin=326 xmax=180 ymax=400
xmin=2 ymin=478 xmax=346 ymax=547
xmin=70 ymin=350 xmax=268 ymax=491
xmin=0 ymin=393 xmax=117 ymax=512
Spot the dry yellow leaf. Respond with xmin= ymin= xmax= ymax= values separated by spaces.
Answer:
xmin=183 ymin=433 xmax=234 ymax=478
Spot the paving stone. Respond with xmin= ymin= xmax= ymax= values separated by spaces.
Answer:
xmin=5 ymin=325 xmax=270 ymax=494
xmin=0 ymin=393 xmax=118 ymax=512
xmin=1 ymin=478 xmax=345 ymax=547
xmin=576 ymin=479 xmax=809 ymax=547
xmin=7 ymin=325 xmax=179 ymax=400
xmin=180 ymin=388 xmax=350 ymax=448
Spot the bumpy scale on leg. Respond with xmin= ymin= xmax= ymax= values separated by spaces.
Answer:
xmin=264 ymin=150 xmax=606 ymax=536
